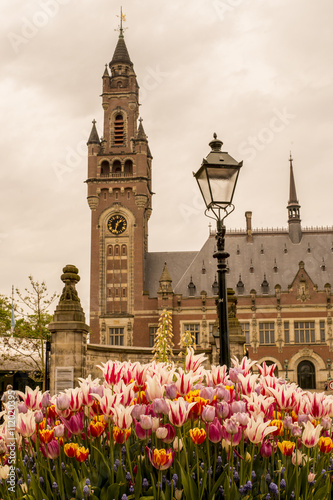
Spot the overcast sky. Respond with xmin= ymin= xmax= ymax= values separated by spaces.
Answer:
xmin=1 ymin=0 xmax=333 ymax=318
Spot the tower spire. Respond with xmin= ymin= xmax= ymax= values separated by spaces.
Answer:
xmin=287 ymin=152 xmax=302 ymax=243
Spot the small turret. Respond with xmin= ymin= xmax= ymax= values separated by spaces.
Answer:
xmin=287 ymin=153 xmax=302 ymax=243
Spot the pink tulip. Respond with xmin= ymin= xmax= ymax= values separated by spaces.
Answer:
xmin=54 ymin=424 xmax=64 ymax=438
xmin=172 ymin=437 xmax=183 ymax=451
xmin=237 ymin=373 xmax=259 ymax=396
xmin=245 ymin=415 xmax=278 ymax=444
xmin=165 ymin=383 xmax=178 ymax=400
xmin=202 ymin=405 xmax=216 ymax=423
xmin=135 ymin=421 xmax=149 ymax=439
xmin=301 ymin=421 xmax=323 ymax=448
xmin=34 ymin=411 xmax=44 ymax=424
xmin=216 ymin=401 xmax=230 ymax=419
xmin=229 ymin=367 xmax=244 ymax=384
xmin=56 ymin=393 xmax=70 ymax=411
xmin=305 ymin=392 xmax=328 ymax=419
xmin=209 ymin=365 xmax=228 ymax=386
xmin=233 ymin=412 xmax=249 ymax=427
xmin=17 ymin=402 xmax=28 ymax=414
xmin=260 ymin=440 xmax=272 ymax=458
xmin=93 ymin=389 xmax=122 ymax=418
xmin=231 ymin=356 xmax=257 ymax=375
xmin=208 ymin=418 xmax=223 ymax=443
xmin=200 ymin=387 xmax=216 ymax=403
xmin=42 ymin=439 xmax=59 ymax=459
xmin=66 ymin=388 xmax=83 ymax=412
xmin=140 ymin=414 xmax=153 ymax=430
xmin=41 ymin=391 xmax=52 ymax=408
xmin=230 ymin=401 xmax=246 ymax=415
xmin=160 ymin=424 xmax=175 ymax=444
xmin=152 ymin=398 xmax=169 ymax=415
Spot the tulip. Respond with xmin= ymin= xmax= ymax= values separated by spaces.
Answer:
xmin=200 ymin=387 xmax=215 ymax=403
xmin=215 ymin=387 xmax=230 ymax=402
xmin=66 ymin=388 xmax=83 ymax=412
xmin=145 ymin=375 xmax=165 ymax=401
xmin=216 ymin=401 xmax=230 ymax=419
xmin=17 ymin=402 xmax=28 ymax=414
xmin=44 ymin=439 xmax=59 ymax=459
xmin=111 ymin=404 xmax=133 ymax=430
xmin=245 ymin=415 xmax=278 ymax=444
xmin=146 ymin=446 xmax=174 ymax=470
xmin=167 ymin=397 xmax=196 ymax=427
xmin=292 ymin=449 xmax=307 ymax=466
xmin=283 ymin=416 xmax=293 ymax=430
xmin=64 ymin=442 xmax=79 ymax=458
xmin=229 ymin=367 xmax=244 ymax=384
xmin=39 ymin=429 xmax=54 ymax=444
xmin=189 ymin=427 xmax=206 ymax=445
xmin=152 ymin=398 xmax=169 ymax=415
xmin=0 ymin=464 xmax=10 ymax=480
xmin=291 ymin=424 xmax=302 ymax=437
xmin=89 ymin=420 xmax=106 ymax=438
xmin=260 ymin=440 xmax=272 ymax=458
xmin=56 ymin=393 xmax=70 ymax=412
xmin=308 ymin=472 xmax=316 ymax=483
xmin=160 ymin=424 xmax=175 ymax=444
xmin=301 ymin=421 xmax=323 ymax=448
xmin=41 ymin=391 xmax=52 ymax=408
xmin=113 ymin=427 xmax=131 ymax=444
xmin=173 ymin=436 xmax=183 ymax=451
xmin=131 ymin=404 xmax=146 ymax=420
xmin=320 ymin=416 xmax=331 ymax=430
xmin=318 ymin=436 xmax=333 ymax=454
xmin=97 ymin=360 xmax=123 ymax=386
xmin=75 ymin=446 xmax=89 ymax=463
xmin=140 ymin=414 xmax=153 ymax=430
xmin=165 ymin=383 xmax=178 ymax=400
xmin=54 ymin=424 xmax=64 ymax=438
xmin=16 ymin=386 xmax=42 ymax=411
xmin=135 ymin=421 xmax=150 ymax=440
xmin=277 ymin=440 xmax=295 ymax=456
xmin=233 ymin=412 xmax=249 ymax=427
xmin=224 ymin=417 xmax=239 ymax=435
xmin=175 ymin=369 xmax=195 ymax=396
xmin=230 ymin=401 xmax=246 ymax=414
xmin=185 ymin=347 xmax=207 ymax=373
xmin=156 ymin=427 xmax=168 ymax=440
xmin=208 ymin=418 xmax=223 ymax=443
xmin=202 ymin=405 xmax=216 ymax=423
xmin=16 ymin=411 xmax=35 ymax=437
xmin=34 ymin=411 xmax=44 ymax=424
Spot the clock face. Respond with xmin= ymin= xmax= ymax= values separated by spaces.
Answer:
xmin=107 ymin=215 xmax=127 ymax=235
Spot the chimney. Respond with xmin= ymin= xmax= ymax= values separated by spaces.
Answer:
xmin=245 ymin=211 xmax=253 ymax=242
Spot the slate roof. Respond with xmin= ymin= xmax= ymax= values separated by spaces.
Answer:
xmin=110 ymin=34 xmax=132 ymax=66
xmin=144 ymin=228 xmax=333 ymax=298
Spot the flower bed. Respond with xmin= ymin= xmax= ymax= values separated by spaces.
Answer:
xmin=0 ymin=349 xmax=333 ymax=499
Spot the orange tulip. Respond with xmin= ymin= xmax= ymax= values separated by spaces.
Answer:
xmin=113 ymin=426 xmax=131 ymax=444
xmin=277 ymin=440 xmax=295 ymax=456
xmin=64 ymin=442 xmax=79 ymax=458
xmin=89 ymin=420 xmax=106 ymax=438
xmin=39 ymin=428 xmax=54 ymax=444
xmin=269 ymin=419 xmax=284 ymax=436
xmin=318 ymin=436 xmax=333 ymax=454
xmin=189 ymin=427 xmax=206 ymax=445
xmin=75 ymin=446 xmax=89 ymax=463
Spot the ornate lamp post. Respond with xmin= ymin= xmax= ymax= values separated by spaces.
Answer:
xmin=327 ymin=358 xmax=332 ymax=382
xmin=193 ymin=134 xmax=242 ymax=368
xmin=284 ymin=359 xmax=289 ymax=382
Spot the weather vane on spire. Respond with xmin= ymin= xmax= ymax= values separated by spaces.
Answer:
xmin=115 ymin=7 xmax=127 ymax=36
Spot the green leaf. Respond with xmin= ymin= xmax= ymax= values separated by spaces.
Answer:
xmin=91 ymin=445 xmax=112 ymax=481
xmin=178 ymin=460 xmax=198 ymax=499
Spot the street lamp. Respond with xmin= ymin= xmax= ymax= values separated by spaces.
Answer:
xmin=327 ymin=358 xmax=332 ymax=381
xmin=284 ymin=359 xmax=289 ymax=382
xmin=193 ymin=134 xmax=242 ymax=368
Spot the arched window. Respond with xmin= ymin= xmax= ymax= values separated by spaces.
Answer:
xmin=121 ymin=245 xmax=127 ymax=256
xmin=108 ymin=245 xmax=113 ymax=256
xmin=112 ymin=160 xmax=121 ymax=177
xmin=124 ymin=160 xmax=133 ymax=176
xmin=100 ymin=160 xmax=110 ymax=177
xmin=114 ymin=114 xmax=124 ymax=145
xmin=114 ymin=245 xmax=120 ymax=256
xmin=297 ymin=360 xmax=316 ymax=389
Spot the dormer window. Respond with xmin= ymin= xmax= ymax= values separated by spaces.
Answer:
xmin=237 ymin=275 xmax=244 ymax=295
xmin=188 ymin=277 xmax=196 ymax=297
xmin=261 ymin=275 xmax=269 ymax=294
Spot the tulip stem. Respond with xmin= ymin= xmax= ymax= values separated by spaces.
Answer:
xmin=125 ymin=432 xmax=134 ymax=483
xmin=196 ymin=443 xmax=200 ymax=491
xmin=206 ymin=435 xmax=211 ymax=494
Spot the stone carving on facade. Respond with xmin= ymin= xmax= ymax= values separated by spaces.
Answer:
xmin=127 ymin=320 xmax=133 ymax=346
xmin=100 ymin=322 xmax=106 ymax=345
xmin=59 ymin=266 xmax=81 ymax=303
xmin=296 ymin=281 xmax=310 ymax=302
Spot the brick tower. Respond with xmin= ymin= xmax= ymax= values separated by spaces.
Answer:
xmin=86 ymin=23 xmax=152 ymax=345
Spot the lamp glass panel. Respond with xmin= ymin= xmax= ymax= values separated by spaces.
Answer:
xmin=196 ymin=168 xmax=212 ymax=207
xmin=207 ymin=167 xmax=239 ymax=206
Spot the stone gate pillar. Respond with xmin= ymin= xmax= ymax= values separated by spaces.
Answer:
xmin=48 ymin=265 xmax=90 ymax=395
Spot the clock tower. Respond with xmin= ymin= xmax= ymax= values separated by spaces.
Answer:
xmin=86 ymin=25 xmax=153 ymax=345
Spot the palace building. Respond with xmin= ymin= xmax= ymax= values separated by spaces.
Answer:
xmin=85 ymin=26 xmax=333 ymax=390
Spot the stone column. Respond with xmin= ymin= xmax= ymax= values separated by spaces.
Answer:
xmin=48 ymin=265 xmax=90 ymax=395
